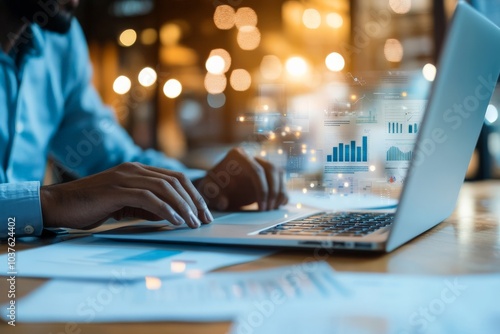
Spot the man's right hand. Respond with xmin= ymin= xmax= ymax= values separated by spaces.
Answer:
xmin=40 ymin=162 xmax=213 ymax=230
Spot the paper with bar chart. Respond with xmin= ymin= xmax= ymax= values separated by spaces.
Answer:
xmin=321 ymin=92 xmax=427 ymax=194
xmin=322 ymin=108 xmax=383 ymax=195
xmin=383 ymin=99 xmax=426 ymax=184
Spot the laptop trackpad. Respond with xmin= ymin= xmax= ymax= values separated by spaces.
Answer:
xmin=212 ymin=206 xmax=311 ymax=226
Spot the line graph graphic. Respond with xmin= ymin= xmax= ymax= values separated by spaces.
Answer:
xmin=386 ymin=146 xmax=413 ymax=161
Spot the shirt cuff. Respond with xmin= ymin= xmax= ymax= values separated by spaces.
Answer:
xmin=0 ymin=181 xmax=43 ymax=239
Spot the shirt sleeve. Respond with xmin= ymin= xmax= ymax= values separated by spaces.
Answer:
xmin=48 ymin=20 xmax=206 ymax=180
xmin=0 ymin=181 xmax=43 ymax=240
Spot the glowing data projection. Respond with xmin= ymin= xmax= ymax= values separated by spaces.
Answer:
xmin=326 ymin=136 xmax=368 ymax=163
xmin=387 ymin=122 xmax=419 ymax=134
xmin=383 ymin=99 xmax=425 ymax=136
xmin=386 ymin=146 xmax=413 ymax=161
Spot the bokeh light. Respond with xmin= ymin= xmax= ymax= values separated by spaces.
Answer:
xmin=485 ymin=104 xmax=499 ymax=124
xmin=285 ymin=56 xmax=308 ymax=77
xmin=163 ymin=79 xmax=182 ymax=98
xmin=205 ymin=55 xmax=226 ymax=75
xmin=384 ymin=38 xmax=404 ymax=62
xmin=140 ymin=28 xmax=157 ymax=45
xmin=230 ymin=69 xmax=252 ymax=91
xmin=207 ymin=93 xmax=226 ymax=108
xmin=118 ymin=29 xmax=137 ymax=47
xmin=214 ymin=5 xmax=236 ymax=30
xmin=326 ymin=12 xmax=343 ymax=28
xmin=389 ymin=0 xmax=412 ymax=14
xmin=204 ymin=73 xmax=227 ymax=94
xmin=422 ymin=63 xmax=437 ymax=81
xmin=170 ymin=261 xmax=187 ymax=274
xmin=138 ymin=67 xmax=157 ymax=87
xmin=237 ymin=26 xmax=261 ymax=50
xmin=302 ymin=8 xmax=321 ymax=29
xmin=235 ymin=7 xmax=258 ymax=28
xmin=160 ymin=23 xmax=182 ymax=46
xmin=209 ymin=48 xmax=232 ymax=73
xmin=325 ymin=52 xmax=345 ymax=72
xmin=113 ymin=75 xmax=131 ymax=95
xmin=145 ymin=277 xmax=162 ymax=290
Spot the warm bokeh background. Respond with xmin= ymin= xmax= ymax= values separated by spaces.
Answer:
xmin=73 ymin=0 xmax=500 ymax=179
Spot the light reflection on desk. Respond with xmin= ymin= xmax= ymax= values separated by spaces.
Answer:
xmin=386 ymin=181 xmax=500 ymax=274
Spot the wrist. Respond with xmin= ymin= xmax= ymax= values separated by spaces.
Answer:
xmin=40 ymin=185 xmax=60 ymax=228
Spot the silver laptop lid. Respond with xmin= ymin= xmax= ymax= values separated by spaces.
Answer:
xmin=387 ymin=1 xmax=500 ymax=251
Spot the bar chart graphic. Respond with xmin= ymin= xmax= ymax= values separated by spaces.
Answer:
xmin=383 ymin=99 xmax=425 ymax=135
xmin=386 ymin=146 xmax=413 ymax=161
xmin=326 ymin=136 xmax=368 ymax=163
xmin=387 ymin=122 xmax=419 ymax=134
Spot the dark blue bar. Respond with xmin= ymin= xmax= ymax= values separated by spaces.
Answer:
xmin=409 ymin=124 xmax=413 ymax=133
xmin=339 ymin=144 xmax=344 ymax=162
xmin=356 ymin=147 xmax=361 ymax=162
xmin=362 ymin=136 xmax=368 ymax=162
xmin=333 ymin=147 xmax=338 ymax=162
xmin=327 ymin=155 xmax=332 ymax=162
xmin=350 ymin=141 xmax=355 ymax=162
xmin=345 ymin=145 xmax=350 ymax=161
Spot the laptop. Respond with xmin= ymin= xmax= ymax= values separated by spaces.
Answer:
xmin=96 ymin=2 xmax=500 ymax=252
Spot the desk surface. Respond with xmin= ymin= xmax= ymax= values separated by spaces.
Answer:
xmin=2 ymin=180 xmax=500 ymax=334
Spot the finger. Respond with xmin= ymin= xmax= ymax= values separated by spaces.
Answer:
xmin=229 ymin=148 xmax=269 ymax=211
xmin=276 ymin=169 xmax=289 ymax=208
xmin=255 ymin=157 xmax=280 ymax=210
xmin=127 ymin=164 xmax=198 ymax=213
xmin=117 ymin=187 xmax=188 ymax=227
xmin=138 ymin=165 xmax=213 ymax=224
xmin=119 ymin=176 xmax=202 ymax=228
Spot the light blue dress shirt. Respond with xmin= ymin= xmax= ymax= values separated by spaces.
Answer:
xmin=0 ymin=20 xmax=204 ymax=239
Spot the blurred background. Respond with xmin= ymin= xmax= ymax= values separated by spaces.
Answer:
xmin=73 ymin=0 xmax=500 ymax=190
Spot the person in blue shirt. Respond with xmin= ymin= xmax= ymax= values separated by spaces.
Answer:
xmin=0 ymin=0 xmax=288 ymax=239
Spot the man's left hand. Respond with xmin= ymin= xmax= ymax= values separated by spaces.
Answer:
xmin=196 ymin=147 xmax=288 ymax=211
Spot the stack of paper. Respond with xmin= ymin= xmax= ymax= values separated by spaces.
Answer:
xmin=2 ymin=261 xmax=340 ymax=323
xmin=3 ymin=237 xmax=499 ymax=333
xmin=230 ymin=272 xmax=500 ymax=334
xmin=0 ymin=236 xmax=273 ymax=280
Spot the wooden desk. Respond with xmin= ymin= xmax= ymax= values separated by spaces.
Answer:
xmin=2 ymin=181 xmax=500 ymax=334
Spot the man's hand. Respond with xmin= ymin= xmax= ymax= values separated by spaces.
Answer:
xmin=40 ymin=162 xmax=213 ymax=230
xmin=196 ymin=147 xmax=288 ymax=211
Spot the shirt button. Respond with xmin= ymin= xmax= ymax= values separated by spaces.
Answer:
xmin=24 ymin=225 xmax=35 ymax=234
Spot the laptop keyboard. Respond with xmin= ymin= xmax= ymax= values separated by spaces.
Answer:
xmin=258 ymin=212 xmax=394 ymax=237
